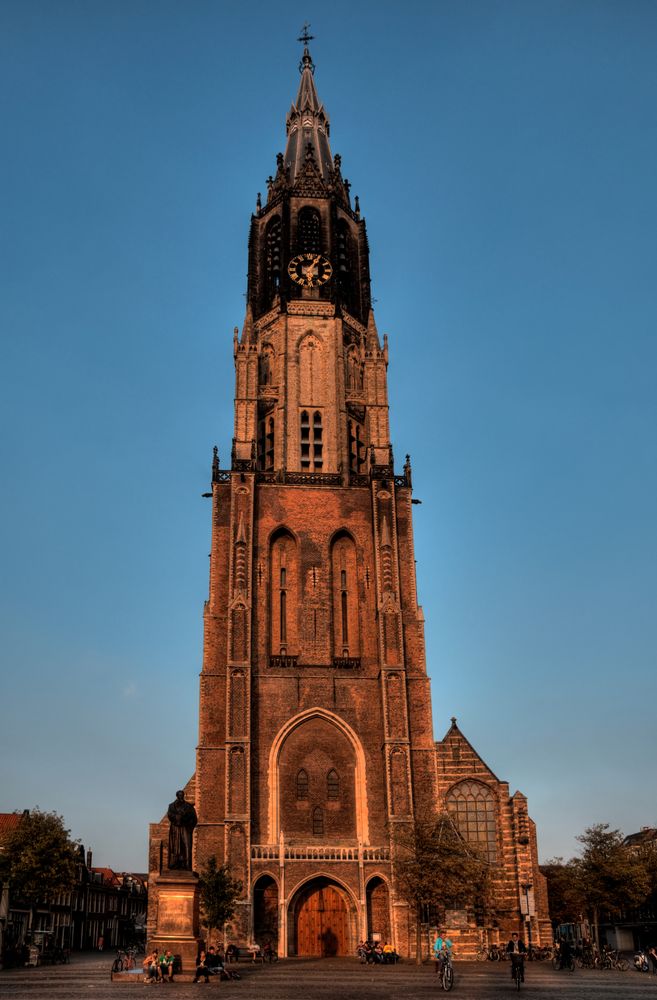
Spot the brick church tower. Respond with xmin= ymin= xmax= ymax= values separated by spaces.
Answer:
xmin=148 ymin=39 xmax=551 ymax=958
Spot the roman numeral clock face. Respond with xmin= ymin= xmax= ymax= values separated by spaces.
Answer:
xmin=287 ymin=253 xmax=333 ymax=288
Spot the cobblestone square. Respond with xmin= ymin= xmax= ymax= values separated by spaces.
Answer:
xmin=2 ymin=954 xmax=654 ymax=1000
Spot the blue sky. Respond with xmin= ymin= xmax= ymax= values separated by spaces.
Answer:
xmin=1 ymin=0 xmax=656 ymax=872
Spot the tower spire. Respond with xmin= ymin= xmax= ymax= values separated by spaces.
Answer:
xmin=284 ymin=26 xmax=332 ymax=184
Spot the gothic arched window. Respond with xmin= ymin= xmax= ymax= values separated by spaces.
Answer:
xmin=300 ymin=410 xmax=323 ymax=471
xmin=296 ymin=769 xmax=309 ymax=800
xmin=312 ymin=411 xmax=323 ymax=470
xmin=446 ymin=780 xmax=498 ymax=863
xmin=269 ymin=530 xmax=298 ymax=656
xmin=330 ymin=532 xmax=360 ymax=658
xmin=300 ymin=410 xmax=310 ymax=470
xmin=312 ymin=807 xmax=324 ymax=835
xmin=327 ymin=769 xmax=340 ymax=801
xmin=297 ymin=207 xmax=321 ymax=254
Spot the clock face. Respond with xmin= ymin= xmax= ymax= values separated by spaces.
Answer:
xmin=287 ymin=253 xmax=333 ymax=288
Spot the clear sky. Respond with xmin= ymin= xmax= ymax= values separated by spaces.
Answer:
xmin=1 ymin=0 xmax=656 ymax=873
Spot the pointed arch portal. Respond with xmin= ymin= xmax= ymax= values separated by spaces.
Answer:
xmin=289 ymin=876 xmax=356 ymax=957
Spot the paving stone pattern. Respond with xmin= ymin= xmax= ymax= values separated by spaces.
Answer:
xmin=1 ymin=953 xmax=655 ymax=1000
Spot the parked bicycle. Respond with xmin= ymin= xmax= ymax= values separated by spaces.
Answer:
xmin=601 ymin=949 xmax=628 ymax=972
xmin=111 ymin=947 xmax=138 ymax=973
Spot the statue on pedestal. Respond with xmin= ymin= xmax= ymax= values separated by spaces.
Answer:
xmin=167 ymin=790 xmax=197 ymax=870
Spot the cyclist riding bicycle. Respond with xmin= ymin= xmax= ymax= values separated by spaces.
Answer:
xmin=432 ymin=929 xmax=453 ymax=976
xmin=506 ymin=932 xmax=526 ymax=983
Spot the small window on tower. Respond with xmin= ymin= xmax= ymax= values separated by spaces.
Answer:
xmin=327 ymin=769 xmax=339 ymax=801
xmin=296 ymin=769 xmax=309 ymax=800
xmin=300 ymin=411 xmax=310 ymax=470
xmin=312 ymin=806 xmax=324 ymax=835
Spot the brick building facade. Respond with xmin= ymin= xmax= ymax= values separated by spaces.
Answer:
xmin=148 ymin=40 xmax=551 ymax=958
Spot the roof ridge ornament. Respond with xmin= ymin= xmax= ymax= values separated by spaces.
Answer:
xmin=297 ymin=23 xmax=315 ymax=74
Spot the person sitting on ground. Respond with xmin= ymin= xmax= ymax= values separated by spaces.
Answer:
xmin=225 ymin=943 xmax=239 ymax=963
xmin=506 ymin=932 xmax=526 ymax=982
xmin=205 ymin=946 xmax=223 ymax=976
xmin=158 ymin=949 xmax=175 ymax=982
xmin=373 ymin=942 xmax=384 ymax=963
xmin=193 ymin=950 xmax=210 ymax=983
xmin=382 ymin=942 xmax=396 ymax=964
xmin=143 ymin=950 xmax=159 ymax=983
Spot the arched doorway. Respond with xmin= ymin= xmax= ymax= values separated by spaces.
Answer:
xmin=290 ymin=877 xmax=354 ymax=957
xmin=366 ymin=876 xmax=391 ymax=943
xmin=253 ymin=875 xmax=278 ymax=948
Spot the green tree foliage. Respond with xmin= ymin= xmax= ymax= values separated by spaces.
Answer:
xmin=0 ymin=809 xmax=79 ymax=904
xmin=392 ymin=813 xmax=491 ymax=962
xmin=540 ymin=857 xmax=584 ymax=924
xmin=573 ymin=824 xmax=650 ymax=941
xmin=198 ymin=856 xmax=242 ymax=941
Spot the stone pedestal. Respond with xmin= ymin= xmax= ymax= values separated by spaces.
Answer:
xmin=150 ymin=869 xmax=201 ymax=975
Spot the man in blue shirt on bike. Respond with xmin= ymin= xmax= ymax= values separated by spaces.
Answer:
xmin=433 ymin=930 xmax=453 ymax=975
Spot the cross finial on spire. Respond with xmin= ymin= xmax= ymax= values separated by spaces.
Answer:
xmin=297 ymin=22 xmax=314 ymax=46
xmin=297 ymin=23 xmax=315 ymax=74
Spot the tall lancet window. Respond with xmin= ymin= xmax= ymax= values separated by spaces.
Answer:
xmin=330 ymin=532 xmax=360 ymax=658
xmin=300 ymin=410 xmax=323 ymax=471
xmin=340 ymin=569 xmax=348 ymax=649
xmin=270 ymin=530 xmax=298 ymax=656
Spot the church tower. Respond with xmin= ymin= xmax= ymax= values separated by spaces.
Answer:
xmin=148 ymin=37 xmax=551 ymax=959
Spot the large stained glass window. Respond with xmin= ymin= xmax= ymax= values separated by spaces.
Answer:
xmin=446 ymin=780 xmax=498 ymax=863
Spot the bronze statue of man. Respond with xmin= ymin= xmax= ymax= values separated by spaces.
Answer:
xmin=166 ymin=790 xmax=197 ymax=870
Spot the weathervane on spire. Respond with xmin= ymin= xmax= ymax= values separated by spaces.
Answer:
xmin=297 ymin=22 xmax=315 ymax=74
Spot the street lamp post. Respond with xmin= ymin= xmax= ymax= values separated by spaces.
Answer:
xmin=521 ymin=883 xmax=533 ymax=957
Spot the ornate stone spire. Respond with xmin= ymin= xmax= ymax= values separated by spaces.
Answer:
xmin=284 ymin=32 xmax=333 ymax=185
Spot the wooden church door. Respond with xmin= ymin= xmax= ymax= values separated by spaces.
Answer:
xmin=295 ymin=884 xmax=349 ymax=956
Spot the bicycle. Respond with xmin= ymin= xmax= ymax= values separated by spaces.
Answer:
xmin=605 ymin=950 xmax=629 ymax=972
xmin=475 ymin=945 xmax=489 ymax=961
xmin=511 ymin=956 xmax=523 ymax=991
xmin=437 ymin=955 xmax=454 ymax=991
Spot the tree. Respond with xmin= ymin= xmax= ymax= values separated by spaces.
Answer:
xmin=0 ymin=809 xmax=79 ymax=905
xmin=540 ymin=857 xmax=584 ymax=925
xmin=197 ymin=856 xmax=242 ymax=944
xmin=392 ymin=813 xmax=491 ymax=963
xmin=574 ymin=824 xmax=650 ymax=944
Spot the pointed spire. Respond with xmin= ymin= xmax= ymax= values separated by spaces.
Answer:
xmin=283 ymin=28 xmax=333 ymax=186
xmin=366 ymin=310 xmax=381 ymax=351
xmin=240 ymin=304 xmax=254 ymax=344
